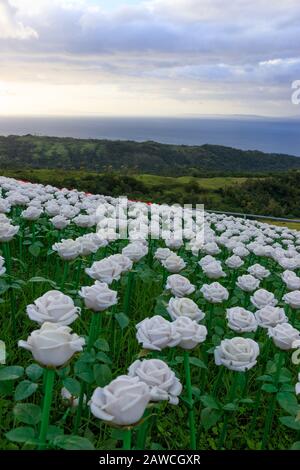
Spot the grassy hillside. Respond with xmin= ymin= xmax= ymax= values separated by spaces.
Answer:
xmin=1 ymin=135 xmax=300 ymax=175
xmin=2 ymin=168 xmax=300 ymax=221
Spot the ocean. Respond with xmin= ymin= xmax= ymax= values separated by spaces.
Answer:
xmin=0 ymin=116 xmax=299 ymax=156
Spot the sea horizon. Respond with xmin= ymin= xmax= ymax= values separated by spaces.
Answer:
xmin=0 ymin=115 xmax=299 ymax=157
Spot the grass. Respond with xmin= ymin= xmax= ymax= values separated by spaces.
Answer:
xmin=135 ymin=174 xmax=252 ymax=189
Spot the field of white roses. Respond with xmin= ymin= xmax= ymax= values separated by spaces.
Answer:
xmin=0 ymin=175 xmax=299 ymax=451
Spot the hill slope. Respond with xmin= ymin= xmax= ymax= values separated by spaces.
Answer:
xmin=0 ymin=135 xmax=300 ymax=175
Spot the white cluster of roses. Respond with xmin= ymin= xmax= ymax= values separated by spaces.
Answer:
xmin=52 ymin=233 xmax=108 ymax=260
xmin=89 ymin=358 xmax=183 ymax=425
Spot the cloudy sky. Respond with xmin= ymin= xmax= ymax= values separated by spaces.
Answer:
xmin=0 ymin=0 xmax=299 ymax=117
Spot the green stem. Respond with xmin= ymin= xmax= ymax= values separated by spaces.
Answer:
xmin=217 ymin=372 xmax=241 ymax=450
xmin=212 ymin=366 xmax=225 ymax=397
xmin=206 ymin=303 xmax=214 ymax=335
xmin=122 ymin=429 xmax=132 ymax=450
xmin=248 ymin=336 xmax=272 ymax=435
xmin=73 ymin=312 xmax=102 ymax=434
xmin=184 ymin=350 xmax=196 ymax=450
xmin=38 ymin=368 xmax=55 ymax=450
xmin=261 ymin=351 xmax=285 ymax=450
xmin=123 ymin=271 xmax=134 ymax=316
xmin=3 ymin=242 xmax=16 ymax=337
xmin=60 ymin=262 xmax=70 ymax=290
xmin=136 ymin=408 xmax=151 ymax=450
xmin=74 ymin=259 xmax=83 ymax=290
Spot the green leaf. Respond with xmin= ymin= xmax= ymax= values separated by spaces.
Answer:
xmin=189 ymin=357 xmax=207 ymax=369
xmin=261 ymin=384 xmax=278 ymax=393
xmin=0 ymin=366 xmax=24 ymax=381
xmin=276 ymin=392 xmax=299 ymax=416
xmin=93 ymin=364 xmax=112 ymax=387
xmin=28 ymin=277 xmax=57 ymax=288
xmin=278 ymin=368 xmax=292 ymax=383
xmin=291 ymin=441 xmax=300 ymax=450
xmin=200 ymin=395 xmax=220 ymax=410
xmin=46 ymin=426 xmax=64 ymax=440
xmin=175 ymin=356 xmax=184 ymax=364
xmin=5 ymin=427 xmax=35 ymax=444
xmin=279 ymin=416 xmax=300 ymax=431
xmin=223 ymin=402 xmax=238 ymax=411
xmin=53 ymin=435 xmax=94 ymax=450
xmin=96 ymin=352 xmax=112 ymax=364
xmin=114 ymin=312 xmax=129 ymax=330
xmin=0 ymin=280 xmax=9 ymax=295
xmin=29 ymin=243 xmax=41 ymax=257
xmin=13 ymin=403 xmax=41 ymax=425
xmin=200 ymin=407 xmax=222 ymax=431
xmin=26 ymin=364 xmax=43 ymax=382
xmin=74 ymin=362 xmax=93 ymax=384
xmin=14 ymin=380 xmax=38 ymax=401
xmin=256 ymin=374 xmax=273 ymax=382
xmin=94 ymin=338 xmax=110 ymax=352
xmin=154 ymin=300 xmax=168 ymax=316
xmin=63 ymin=378 xmax=81 ymax=397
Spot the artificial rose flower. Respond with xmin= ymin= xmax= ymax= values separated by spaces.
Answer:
xmin=50 ymin=215 xmax=70 ymax=230
xmin=85 ymin=258 xmax=123 ymax=284
xmin=225 ymin=255 xmax=244 ymax=269
xmin=89 ymin=375 xmax=150 ymax=426
xmin=226 ymin=307 xmax=258 ymax=333
xmin=165 ymin=274 xmax=195 ymax=298
xmin=203 ymin=261 xmax=226 ymax=280
xmin=73 ymin=214 xmax=94 ymax=228
xmin=198 ymin=255 xmax=216 ymax=268
xmin=268 ymin=323 xmax=300 ymax=350
xmin=165 ymin=237 xmax=183 ymax=250
xmin=0 ymin=256 xmax=6 ymax=276
xmin=79 ymin=281 xmax=117 ymax=311
xmin=278 ymin=257 xmax=299 ymax=271
xmin=122 ymin=242 xmax=148 ymax=262
xmin=0 ymin=198 xmax=11 ymax=214
xmin=76 ymin=235 xmax=99 ymax=256
xmin=283 ymin=291 xmax=300 ymax=309
xmin=162 ymin=254 xmax=186 ymax=273
xmin=202 ymin=242 xmax=221 ymax=256
xmin=52 ymin=239 xmax=81 ymax=260
xmin=247 ymin=264 xmax=270 ymax=280
xmin=214 ymin=337 xmax=260 ymax=371
xmin=128 ymin=359 xmax=182 ymax=405
xmin=167 ymin=297 xmax=205 ymax=322
xmin=295 ymin=373 xmax=300 ymax=396
xmin=281 ymin=271 xmax=300 ymax=291
xmin=236 ymin=274 xmax=260 ymax=293
xmin=18 ymin=322 xmax=85 ymax=367
xmin=250 ymin=289 xmax=278 ymax=309
xmin=0 ymin=223 xmax=19 ymax=242
xmin=173 ymin=316 xmax=208 ymax=350
xmin=21 ymin=206 xmax=43 ymax=221
xmin=109 ymin=254 xmax=133 ymax=273
xmin=254 ymin=306 xmax=288 ymax=328
xmin=136 ymin=315 xmax=181 ymax=351
xmin=200 ymin=282 xmax=229 ymax=304
xmin=232 ymin=246 xmax=250 ymax=258
xmin=26 ymin=290 xmax=81 ymax=325
xmin=154 ymin=248 xmax=173 ymax=261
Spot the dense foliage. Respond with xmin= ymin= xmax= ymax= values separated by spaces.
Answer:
xmin=1 ymin=135 xmax=300 ymax=175
xmin=1 ymin=168 xmax=300 ymax=219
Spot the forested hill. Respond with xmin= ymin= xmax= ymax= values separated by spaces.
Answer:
xmin=0 ymin=134 xmax=300 ymax=175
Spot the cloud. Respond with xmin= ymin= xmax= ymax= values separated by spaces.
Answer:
xmin=1 ymin=0 xmax=299 ymax=116
xmin=0 ymin=0 xmax=38 ymax=39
